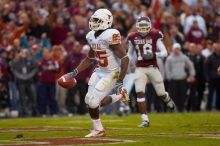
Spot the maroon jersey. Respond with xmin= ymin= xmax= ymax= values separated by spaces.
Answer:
xmin=127 ymin=28 xmax=163 ymax=67
xmin=38 ymin=58 xmax=59 ymax=84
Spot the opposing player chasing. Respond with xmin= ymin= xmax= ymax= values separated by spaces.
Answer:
xmin=65 ymin=9 xmax=129 ymax=137
xmin=127 ymin=16 xmax=175 ymax=128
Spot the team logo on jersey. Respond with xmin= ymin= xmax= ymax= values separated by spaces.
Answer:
xmin=134 ymin=39 xmax=152 ymax=45
xmin=91 ymin=43 xmax=101 ymax=50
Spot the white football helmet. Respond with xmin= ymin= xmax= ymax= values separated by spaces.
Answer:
xmin=89 ymin=9 xmax=113 ymax=31
xmin=136 ymin=16 xmax=152 ymax=35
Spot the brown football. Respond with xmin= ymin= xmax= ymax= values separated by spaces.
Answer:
xmin=57 ymin=73 xmax=77 ymax=89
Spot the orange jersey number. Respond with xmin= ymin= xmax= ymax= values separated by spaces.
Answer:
xmin=112 ymin=33 xmax=121 ymax=43
xmin=95 ymin=50 xmax=108 ymax=67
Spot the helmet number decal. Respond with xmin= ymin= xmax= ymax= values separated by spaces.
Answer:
xmin=95 ymin=50 xmax=108 ymax=67
xmin=135 ymin=43 xmax=153 ymax=60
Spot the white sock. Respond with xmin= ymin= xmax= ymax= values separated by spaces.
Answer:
xmin=141 ymin=114 xmax=149 ymax=122
xmin=92 ymin=119 xmax=104 ymax=131
xmin=111 ymin=94 xmax=122 ymax=104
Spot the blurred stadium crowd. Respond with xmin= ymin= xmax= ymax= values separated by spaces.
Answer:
xmin=0 ymin=0 xmax=220 ymax=117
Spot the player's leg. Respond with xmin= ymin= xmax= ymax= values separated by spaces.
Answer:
xmin=117 ymin=73 xmax=135 ymax=115
xmin=147 ymin=67 xmax=175 ymax=111
xmin=100 ymin=71 xmax=130 ymax=107
xmin=83 ymin=72 xmax=105 ymax=137
xmin=100 ymin=94 xmax=121 ymax=107
xmin=84 ymin=71 xmax=118 ymax=137
xmin=134 ymin=68 xmax=149 ymax=128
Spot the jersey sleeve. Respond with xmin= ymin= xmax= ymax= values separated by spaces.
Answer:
xmin=126 ymin=32 xmax=133 ymax=42
xmin=156 ymin=30 xmax=164 ymax=40
xmin=107 ymin=29 xmax=121 ymax=45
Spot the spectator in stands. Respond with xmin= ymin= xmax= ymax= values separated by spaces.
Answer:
xmin=51 ymin=45 xmax=68 ymax=115
xmin=29 ymin=13 xmax=50 ymax=39
xmin=0 ymin=44 xmax=9 ymax=118
xmin=165 ymin=43 xmax=195 ymax=112
xmin=0 ymin=50 xmax=8 ymax=80
xmin=187 ymin=43 xmax=205 ymax=111
xmin=31 ymin=44 xmax=42 ymax=62
xmin=201 ymin=40 xmax=213 ymax=61
xmin=37 ymin=48 xmax=59 ymax=117
xmin=50 ymin=16 xmax=69 ymax=45
xmin=10 ymin=49 xmax=38 ymax=117
xmin=64 ymin=42 xmax=91 ymax=115
xmin=186 ymin=20 xmax=205 ymax=44
xmin=0 ymin=81 xmax=9 ymax=117
xmin=207 ymin=15 xmax=220 ymax=42
xmin=205 ymin=43 xmax=220 ymax=110
xmin=184 ymin=7 xmax=207 ymax=37
xmin=5 ymin=46 xmax=20 ymax=115
xmin=62 ymin=32 xmax=76 ymax=53
xmin=169 ymin=24 xmax=185 ymax=46
xmin=72 ymin=15 xmax=89 ymax=45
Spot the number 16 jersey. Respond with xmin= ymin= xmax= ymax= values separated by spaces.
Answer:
xmin=86 ymin=29 xmax=121 ymax=72
xmin=127 ymin=28 xmax=163 ymax=68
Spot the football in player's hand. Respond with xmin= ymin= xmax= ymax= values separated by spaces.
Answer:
xmin=58 ymin=73 xmax=77 ymax=89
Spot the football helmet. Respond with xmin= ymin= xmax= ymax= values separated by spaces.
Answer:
xmin=89 ymin=9 xmax=113 ymax=31
xmin=136 ymin=16 xmax=152 ymax=35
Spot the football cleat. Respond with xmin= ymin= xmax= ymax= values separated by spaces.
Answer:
xmin=165 ymin=98 xmax=176 ymax=111
xmin=84 ymin=130 xmax=106 ymax=138
xmin=138 ymin=121 xmax=150 ymax=128
xmin=120 ymin=87 xmax=130 ymax=105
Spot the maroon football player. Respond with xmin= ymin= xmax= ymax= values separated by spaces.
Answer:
xmin=127 ymin=16 xmax=176 ymax=128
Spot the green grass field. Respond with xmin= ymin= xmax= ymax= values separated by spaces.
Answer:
xmin=0 ymin=112 xmax=220 ymax=146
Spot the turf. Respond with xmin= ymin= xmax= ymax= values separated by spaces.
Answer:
xmin=0 ymin=112 xmax=220 ymax=146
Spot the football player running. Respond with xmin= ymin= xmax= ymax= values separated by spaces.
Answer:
xmin=66 ymin=9 xmax=129 ymax=137
xmin=127 ymin=16 xmax=175 ymax=128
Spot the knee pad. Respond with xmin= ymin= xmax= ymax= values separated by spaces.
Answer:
xmin=85 ymin=95 xmax=99 ymax=109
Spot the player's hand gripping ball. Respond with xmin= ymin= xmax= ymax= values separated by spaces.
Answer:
xmin=58 ymin=73 xmax=77 ymax=89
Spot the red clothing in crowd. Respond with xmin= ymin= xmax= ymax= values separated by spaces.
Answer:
xmin=38 ymin=58 xmax=59 ymax=84
xmin=186 ymin=27 xmax=204 ymax=44
xmin=51 ymin=25 xmax=69 ymax=45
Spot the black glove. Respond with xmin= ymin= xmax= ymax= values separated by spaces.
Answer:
xmin=67 ymin=69 xmax=78 ymax=78
xmin=114 ymin=79 xmax=123 ymax=94
xmin=143 ymin=50 xmax=154 ymax=60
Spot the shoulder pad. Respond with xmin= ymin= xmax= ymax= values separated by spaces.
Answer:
xmin=104 ymin=29 xmax=121 ymax=45
xmin=86 ymin=31 xmax=95 ymax=41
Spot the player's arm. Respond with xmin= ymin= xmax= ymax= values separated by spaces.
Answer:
xmin=127 ymin=40 xmax=137 ymax=61
xmin=110 ymin=44 xmax=129 ymax=81
xmin=127 ymin=40 xmax=137 ymax=72
xmin=156 ymin=38 xmax=168 ymax=58
xmin=70 ymin=49 xmax=95 ymax=77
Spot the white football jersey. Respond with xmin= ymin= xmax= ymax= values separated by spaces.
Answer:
xmin=86 ymin=29 xmax=121 ymax=72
